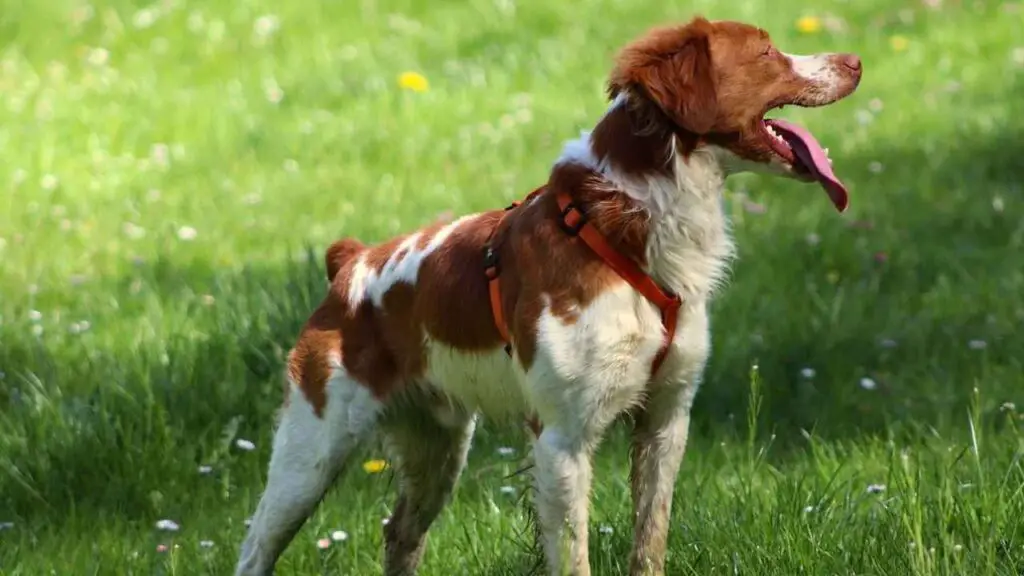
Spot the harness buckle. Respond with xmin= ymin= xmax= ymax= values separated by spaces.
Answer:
xmin=483 ymin=245 xmax=500 ymax=279
xmin=558 ymin=202 xmax=587 ymax=236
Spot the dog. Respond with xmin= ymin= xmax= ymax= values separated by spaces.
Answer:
xmin=235 ymin=15 xmax=862 ymax=576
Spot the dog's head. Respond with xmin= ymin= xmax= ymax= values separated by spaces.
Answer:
xmin=608 ymin=16 xmax=863 ymax=211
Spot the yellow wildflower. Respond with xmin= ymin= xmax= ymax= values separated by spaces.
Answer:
xmin=362 ymin=459 xmax=388 ymax=474
xmin=889 ymin=35 xmax=909 ymax=52
xmin=795 ymin=16 xmax=822 ymax=34
xmin=397 ymin=71 xmax=429 ymax=92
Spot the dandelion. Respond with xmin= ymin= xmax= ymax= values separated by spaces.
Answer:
xmin=598 ymin=525 xmax=614 ymax=535
xmin=1000 ymin=402 xmax=1016 ymax=412
xmin=795 ymin=16 xmax=822 ymax=34
xmin=496 ymin=446 xmax=516 ymax=457
xmin=235 ymin=438 xmax=256 ymax=451
xmin=859 ymin=377 xmax=877 ymax=391
xmin=866 ymin=483 xmax=886 ymax=494
xmin=199 ymin=540 xmax=215 ymax=548
xmin=362 ymin=459 xmax=388 ymax=474
xmin=890 ymin=36 xmax=909 ymax=52
xmin=381 ymin=516 xmax=391 ymax=526
xmin=316 ymin=538 xmax=331 ymax=550
xmin=800 ymin=368 xmax=816 ymax=379
xmin=968 ymin=339 xmax=987 ymax=350
xmin=398 ymin=71 xmax=429 ymax=93
xmin=953 ymin=544 xmax=963 ymax=552
xmin=802 ymin=505 xmax=816 ymax=514
xmin=331 ymin=530 xmax=348 ymax=542
xmin=155 ymin=519 xmax=180 ymax=531
xmin=177 ymin=226 xmax=198 ymax=241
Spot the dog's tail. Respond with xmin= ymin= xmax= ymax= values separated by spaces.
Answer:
xmin=324 ymin=238 xmax=365 ymax=282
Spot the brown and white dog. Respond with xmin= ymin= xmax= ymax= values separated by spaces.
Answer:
xmin=235 ymin=16 xmax=862 ymax=576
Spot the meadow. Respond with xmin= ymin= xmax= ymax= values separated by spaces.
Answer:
xmin=1 ymin=0 xmax=1023 ymax=574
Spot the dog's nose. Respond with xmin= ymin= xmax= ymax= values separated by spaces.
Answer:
xmin=839 ymin=54 xmax=862 ymax=73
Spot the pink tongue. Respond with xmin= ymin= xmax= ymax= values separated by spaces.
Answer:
xmin=766 ymin=119 xmax=849 ymax=212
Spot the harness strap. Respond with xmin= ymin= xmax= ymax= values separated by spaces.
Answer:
xmin=484 ymin=187 xmax=682 ymax=376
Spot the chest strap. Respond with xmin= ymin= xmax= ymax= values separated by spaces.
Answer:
xmin=483 ymin=188 xmax=682 ymax=377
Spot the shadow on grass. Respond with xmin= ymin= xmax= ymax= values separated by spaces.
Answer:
xmin=1 ymin=127 xmax=1022 ymax=546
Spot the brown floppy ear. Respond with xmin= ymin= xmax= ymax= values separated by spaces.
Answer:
xmin=609 ymin=18 xmax=718 ymax=134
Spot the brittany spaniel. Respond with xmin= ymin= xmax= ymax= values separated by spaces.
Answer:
xmin=235 ymin=15 xmax=862 ymax=576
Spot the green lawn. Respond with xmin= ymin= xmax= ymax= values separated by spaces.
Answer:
xmin=2 ymin=0 xmax=1023 ymax=574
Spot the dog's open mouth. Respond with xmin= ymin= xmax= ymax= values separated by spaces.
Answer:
xmin=761 ymin=118 xmax=849 ymax=212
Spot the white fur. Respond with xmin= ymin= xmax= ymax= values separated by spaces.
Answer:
xmin=235 ymin=366 xmax=383 ymax=576
xmin=786 ymin=52 xmax=844 ymax=103
xmin=347 ymin=214 xmax=479 ymax=308
xmin=556 ymin=100 xmax=737 ymax=298
xmin=425 ymin=339 xmax=529 ymax=422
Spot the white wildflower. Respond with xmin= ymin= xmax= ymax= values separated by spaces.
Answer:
xmin=800 ymin=367 xmax=816 ymax=379
xmin=253 ymin=15 xmax=280 ymax=39
xmin=40 ymin=174 xmax=59 ymax=190
xmin=177 ymin=226 xmax=198 ymax=241
xmin=155 ymin=519 xmax=180 ymax=531
xmin=859 ymin=377 xmax=877 ymax=391
xmin=866 ymin=483 xmax=886 ymax=494
xmin=330 ymin=530 xmax=348 ymax=542
xmin=235 ymin=438 xmax=256 ymax=451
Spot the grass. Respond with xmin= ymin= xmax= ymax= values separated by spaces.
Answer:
xmin=1 ymin=0 xmax=1023 ymax=573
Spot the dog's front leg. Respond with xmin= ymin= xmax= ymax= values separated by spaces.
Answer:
xmin=627 ymin=383 xmax=697 ymax=576
xmin=532 ymin=426 xmax=595 ymax=576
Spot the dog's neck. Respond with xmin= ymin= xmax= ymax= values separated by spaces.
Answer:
xmin=552 ymin=93 xmax=736 ymax=298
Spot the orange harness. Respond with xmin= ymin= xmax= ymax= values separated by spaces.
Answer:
xmin=483 ymin=187 xmax=683 ymax=378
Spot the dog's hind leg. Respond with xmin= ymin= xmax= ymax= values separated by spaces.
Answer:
xmin=380 ymin=389 xmax=476 ymax=576
xmin=235 ymin=368 xmax=382 ymax=576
